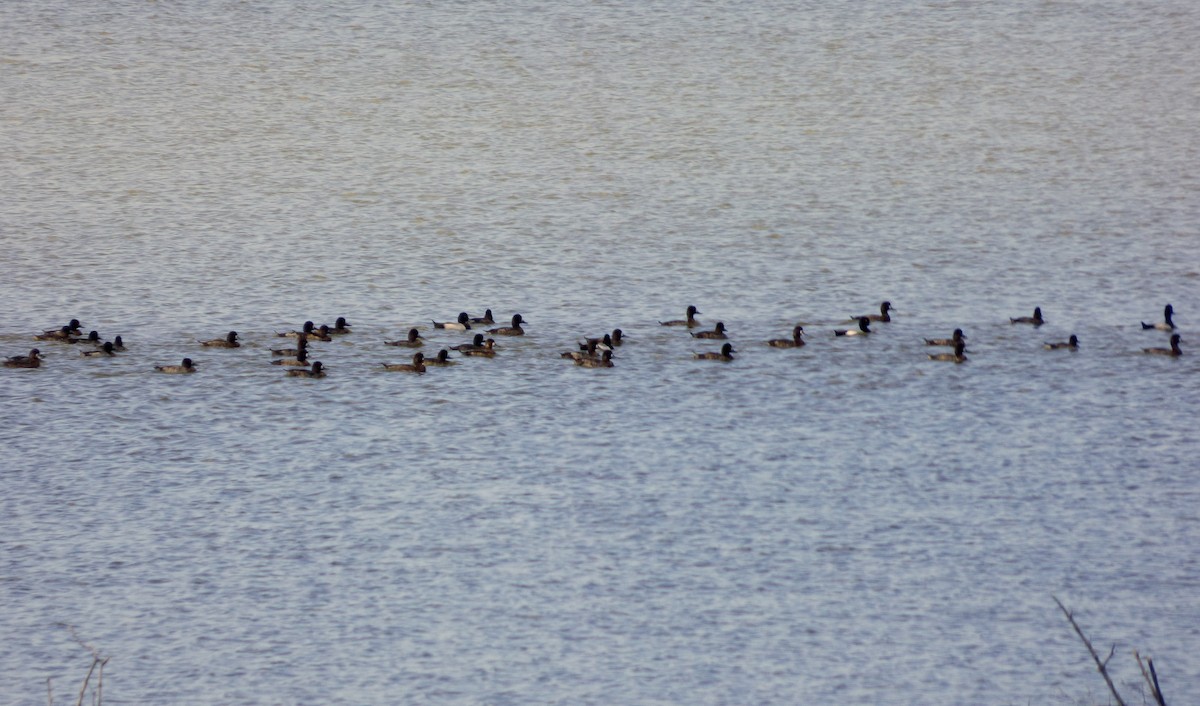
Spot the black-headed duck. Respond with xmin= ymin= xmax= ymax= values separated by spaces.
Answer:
xmin=1044 ymin=335 xmax=1079 ymax=350
xmin=1143 ymin=334 xmax=1182 ymax=357
xmin=433 ymin=312 xmax=471 ymax=331
xmin=451 ymin=333 xmax=487 ymax=352
xmin=200 ymin=331 xmax=241 ymax=348
xmin=67 ymin=330 xmax=102 ymax=345
xmin=423 ymin=349 xmax=457 ymax=366
xmin=470 ymin=309 xmax=496 ymax=325
xmin=695 ymin=342 xmax=736 ymax=361
xmin=4 ymin=348 xmax=43 ymax=368
xmin=110 ymin=335 xmax=126 ymax=351
xmin=660 ymin=305 xmax=702 ymax=328
xmin=155 ymin=358 xmax=196 ymax=374
xmin=1142 ymin=304 xmax=1176 ymax=331
xmin=1010 ymin=307 xmax=1044 ymax=326
xmin=459 ymin=339 xmax=497 ymax=357
xmin=579 ymin=333 xmax=612 ymax=352
xmin=286 ymin=361 xmax=326 ymax=378
xmin=488 ymin=313 xmax=527 ymax=336
xmin=385 ymin=328 xmax=424 ymax=347
xmin=853 ymin=301 xmax=894 ymax=323
xmin=307 ymin=325 xmax=333 ymax=342
xmin=928 ymin=341 xmax=967 ymax=362
xmin=768 ymin=326 xmax=805 ymax=348
xmin=835 ymin=317 xmax=871 ymax=337
xmin=381 ymin=352 xmax=426 ymax=373
xmin=691 ymin=321 xmax=728 ymax=340
xmin=925 ymin=329 xmax=966 ymax=347
xmin=576 ymin=350 xmax=614 ymax=368
xmin=81 ymin=342 xmax=116 ymax=357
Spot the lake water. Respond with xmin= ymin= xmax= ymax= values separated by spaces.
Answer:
xmin=2 ymin=1 xmax=1198 ymax=703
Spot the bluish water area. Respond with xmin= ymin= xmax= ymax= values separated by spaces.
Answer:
xmin=2 ymin=2 xmax=1198 ymax=703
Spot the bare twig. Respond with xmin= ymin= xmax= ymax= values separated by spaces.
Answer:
xmin=47 ymin=677 xmax=53 ymax=706
xmin=1052 ymin=595 xmax=1126 ymax=706
xmin=1135 ymin=651 xmax=1166 ymax=706
xmin=74 ymin=658 xmax=99 ymax=706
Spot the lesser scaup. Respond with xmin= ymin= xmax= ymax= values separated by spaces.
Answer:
xmin=433 ymin=312 xmax=471 ymax=331
xmin=1143 ymin=334 xmax=1182 ymax=357
xmin=1044 ymin=335 xmax=1079 ymax=350
xmin=695 ymin=342 xmax=736 ymax=360
xmin=155 ymin=358 xmax=196 ymax=374
xmin=423 ymin=349 xmax=457 ymax=366
xmin=4 ymin=348 xmax=43 ymax=368
xmin=575 ymin=350 xmax=614 ymax=368
xmin=660 ymin=305 xmax=702 ymax=328
xmin=200 ymin=331 xmax=241 ymax=348
xmin=459 ymin=339 xmax=497 ymax=357
xmin=767 ymin=326 xmax=805 ymax=348
xmin=451 ymin=333 xmax=487 ymax=351
xmin=271 ymin=336 xmax=307 ymax=357
xmin=1141 ymin=304 xmax=1176 ymax=331
xmin=928 ymin=341 xmax=967 ymax=362
xmin=470 ymin=309 xmax=496 ymax=325
xmin=325 ymin=317 xmax=352 ymax=335
xmin=835 ymin=317 xmax=871 ymax=336
xmin=488 ymin=313 xmax=526 ymax=336
xmin=385 ymin=328 xmax=424 ymax=347
xmin=286 ymin=361 xmax=326 ymax=378
xmin=853 ymin=301 xmax=894 ymax=322
xmin=271 ymin=350 xmax=310 ymax=366
xmin=278 ymin=321 xmax=315 ymax=338
xmin=1010 ymin=307 xmax=1044 ymax=326
xmin=924 ymin=329 xmax=966 ymax=347
xmin=382 ymin=352 xmax=426 ymax=373
xmin=81 ymin=342 xmax=116 ymax=357
xmin=35 ymin=326 xmax=73 ymax=341
xmin=691 ymin=321 xmax=728 ymax=339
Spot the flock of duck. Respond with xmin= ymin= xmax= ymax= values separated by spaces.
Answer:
xmin=3 ymin=303 xmax=1184 ymax=375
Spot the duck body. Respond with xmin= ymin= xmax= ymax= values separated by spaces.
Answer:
xmin=767 ymin=326 xmax=805 ymax=348
xmin=433 ymin=312 xmax=472 ymax=331
xmin=1141 ymin=304 xmax=1175 ymax=331
xmin=110 ymin=335 xmax=126 ymax=351
xmin=36 ymin=326 xmax=74 ymax=341
xmin=81 ymin=342 xmax=116 ymax=357
xmin=385 ymin=328 xmax=424 ymax=347
xmin=1044 ymin=335 xmax=1079 ymax=350
xmin=835 ymin=317 xmax=872 ymax=337
xmin=470 ymin=309 xmax=495 ymax=325
xmin=200 ymin=331 xmax=241 ymax=348
xmin=451 ymin=334 xmax=487 ymax=352
xmin=660 ymin=305 xmax=701 ymax=328
xmin=1010 ymin=307 xmax=1044 ymax=326
xmin=925 ymin=329 xmax=966 ymax=347
xmin=4 ymin=348 xmax=43 ymax=368
xmin=459 ymin=339 xmax=497 ymax=357
xmin=271 ymin=352 xmax=310 ymax=366
xmin=325 ymin=317 xmax=352 ymax=335
xmin=423 ymin=349 xmax=457 ymax=366
xmin=576 ymin=350 xmax=614 ymax=368
xmin=691 ymin=321 xmax=728 ymax=339
xmin=271 ymin=336 xmax=307 ymax=357
xmin=279 ymin=321 xmax=315 ymax=338
xmin=853 ymin=301 xmax=894 ymax=323
xmin=382 ymin=353 xmax=426 ymax=373
xmin=488 ymin=314 xmax=526 ymax=336
xmin=155 ymin=358 xmax=196 ymax=374
xmin=928 ymin=341 xmax=967 ymax=362
xmin=67 ymin=330 xmax=102 ymax=345
xmin=287 ymin=361 xmax=326 ymax=378
xmin=1143 ymin=334 xmax=1183 ymax=357
xmin=695 ymin=342 xmax=736 ymax=361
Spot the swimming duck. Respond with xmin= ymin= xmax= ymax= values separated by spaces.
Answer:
xmin=433 ymin=312 xmax=472 ymax=331
xmin=853 ymin=301 xmax=894 ymax=323
xmin=35 ymin=325 xmax=74 ymax=341
xmin=925 ymin=329 xmax=966 ymax=347
xmin=488 ymin=313 xmax=526 ymax=336
xmin=1141 ymin=304 xmax=1176 ymax=331
xmin=610 ymin=329 xmax=626 ymax=346
xmin=459 ymin=339 xmax=497 ymax=357
xmin=155 ymin=358 xmax=196 ymax=374
xmin=660 ymin=305 xmax=702 ymax=328
xmin=579 ymin=333 xmax=613 ymax=352
xmin=1143 ymin=334 xmax=1182 ymax=357
xmin=691 ymin=321 xmax=728 ymax=339
xmin=470 ymin=309 xmax=496 ymax=325
xmin=695 ymin=342 xmax=736 ymax=360
xmin=576 ymin=350 xmax=614 ymax=368
xmin=4 ymin=348 xmax=43 ymax=368
xmin=423 ymin=349 xmax=457 ymax=366
xmin=385 ymin=328 xmax=424 ymax=347
xmin=81 ymin=342 xmax=116 ymax=357
xmin=1010 ymin=307 xmax=1044 ymax=326
xmin=271 ymin=336 xmax=307 ymax=357
xmin=271 ymin=350 xmax=310 ymax=366
xmin=325 ymin=317 xmax=352 ymax=335
xmin=278 ymin=321 xmax=316 ymax=338
xmin=1044 ymin=335 xmax=1079 ymax=350
xmin=67 ymin=330 xmax=102 ymax=345
xmin=307 ymin=325 xmax=333 ymax=342
xmin=451 ymin=333 xmax=487 ymax=352
xmin=928 ymin=341 xmax=967 ymax=363
xmin=110 ymin=335 xmax=126 ymax=351
xmin=767 ymin=326 xmax=805 ymax=348
xmin=382 ymin=352 xmax=426 ymax=373
xmin=834 ymin=317 xmax=872 ymax=336
xmin=286 ymin=361 xmax=326 ymax=378
xmin=200 ymin=331 xmax=241 ymax=348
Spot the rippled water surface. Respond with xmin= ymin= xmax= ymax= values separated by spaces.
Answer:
xmin=3 ymin=1 xmax=1199 ymax=704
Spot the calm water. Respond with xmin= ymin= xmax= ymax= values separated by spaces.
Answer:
xmin=3 ymin=1 xmax=1199 ymax=704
